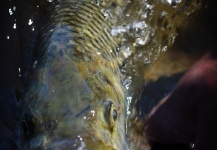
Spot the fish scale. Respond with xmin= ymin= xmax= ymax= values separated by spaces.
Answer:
xmin=41 ymin=1 xmax=120 ymax=70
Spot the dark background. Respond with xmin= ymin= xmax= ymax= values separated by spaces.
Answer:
xmin=0 ymin=0 xmax=46 ymax=148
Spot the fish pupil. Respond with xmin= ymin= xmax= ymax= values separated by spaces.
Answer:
xmin=113 ymin=109 xmax=117 ymax=121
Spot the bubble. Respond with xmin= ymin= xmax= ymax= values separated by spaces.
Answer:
xmin=28 ymin=19 xmax=33 ymax=25
xmin=13 ymin=23 xmax=16 ymax=29
xmin=164 ymin=0 xmax=182 ymax=5
xmin=18 ymin=68 xmax=21 ymax=77
xmin=9 ymin=8 xmax=13 ymax=15
xmin=123 ymin=76 xmax=132 ymax=90
xmin=111 ymin=26 xmax=127 ymax=36
xmin=90 ymin=110 xmax=95 ymax=117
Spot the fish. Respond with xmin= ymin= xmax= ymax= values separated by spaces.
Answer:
xmin=21 ymin=0 xmax=127 ymax=149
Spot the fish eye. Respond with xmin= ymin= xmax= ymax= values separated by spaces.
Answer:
xmin=109 ymin=103 xmax=118 ymax=124
xmin=102 ymin=99 xmax=118 ymax=126
xmin=113 ymin=109 xmax=117 ymax=121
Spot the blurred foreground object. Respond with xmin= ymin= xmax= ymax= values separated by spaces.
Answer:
xmin=144 ymin=49 xmax=217 ymax=150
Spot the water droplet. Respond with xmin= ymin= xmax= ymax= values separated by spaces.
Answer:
xmin=28 ymin=19 xmax=33 ymax=25
xmin=33 ymin=60 xmax=37 ymax=68
xmin=162 ymin=46 xmax=168 ymax=52
xmin=132 ymin=21 xmax=146 ymax=30
xmin=111 ymin=26 xmax=127 ymax=36
xmin=9 ymin=8 xmax=13 ymax=15
xmin=18 ymin=68 xmax=21 ymax=77
xmin=123 ymin=76 xmax=132 ymax=90
xmin=167 ymin=0 xmax=172 ymax=4
xmin=13 ymin=23 xmax=16 ymax=29
xmin=127 ymin=110 xmax=131 ymax=115
xmin=165 ymin=0 xmax=182 ymax=5
xmin=135 ymin=37 xmax=146 ymax=45
xmin=90 ymin=110 xmax=95 ymax=116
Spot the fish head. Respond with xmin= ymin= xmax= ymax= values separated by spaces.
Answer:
xmin=24 ymin=97 xmax=127 ymax=150
xmin=34 ymin=98 xmax=127 ymax=150
xmin=23 ymin=63 xmax=127 ymax=149
xmin=70 ymin=70 xmax=128 ymax=149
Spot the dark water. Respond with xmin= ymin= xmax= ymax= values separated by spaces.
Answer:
xmin=0 ymin=0 xmax=217 ymax=149
xmin=0 ymin=0 xmax=46 ymax=148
